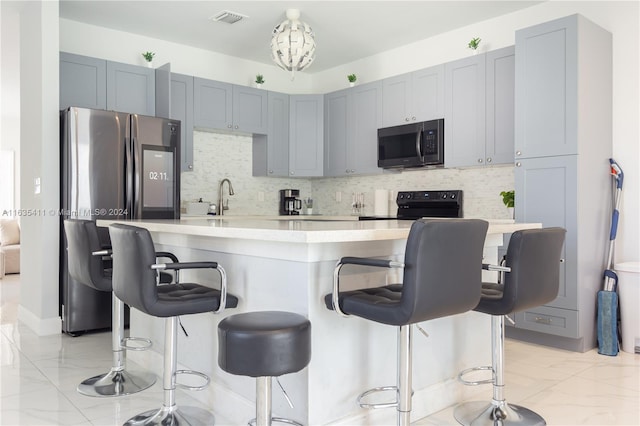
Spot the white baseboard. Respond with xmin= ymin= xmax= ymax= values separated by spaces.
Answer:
xmin=17 ymin=305 xmax=61 ymax=336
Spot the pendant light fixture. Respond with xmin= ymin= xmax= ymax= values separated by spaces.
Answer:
xmin=271 ymin=9 xmax=316 ymax=79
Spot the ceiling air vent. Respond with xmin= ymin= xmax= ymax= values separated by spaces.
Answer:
xmin=210 ymin=10 xmax=248 ymax=24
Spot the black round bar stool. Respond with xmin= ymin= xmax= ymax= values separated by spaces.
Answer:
xmin=454 ymin=227 xmax=566 ymax=426
xmin=325 ymin=218 xmax=489 ymax=426
xmin=218 ymin=311 xmax=311 ymax=426
xmin=64 ymin=219 xmax=156 ymax=397
xmin=109 ymin=223 xmax=239 ymax=425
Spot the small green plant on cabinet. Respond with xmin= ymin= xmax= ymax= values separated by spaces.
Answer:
xmin=142 ymin=51 xmax=155 ymax=62
xmin=500 ymin=190 xmax=515 ymax=208
xmin=468 ymin=37 xmax=481 ymax=50
xmin=255 ymin=74 xmax=265 ymax=84
xmin=347 ymin=74 xmax=357 ymax=83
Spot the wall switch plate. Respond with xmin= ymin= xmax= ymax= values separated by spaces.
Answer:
xmin=335 ymin=191 xmax=341 ymax=202
xmin=34 ymin=177 xmax=41 ymax=194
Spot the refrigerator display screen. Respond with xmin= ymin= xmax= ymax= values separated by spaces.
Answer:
xmin=143 ymin=147 xmax=175 ymax=209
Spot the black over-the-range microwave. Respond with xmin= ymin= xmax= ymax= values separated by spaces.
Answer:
xmin=377 ymin=118 xmax=444 ymax=169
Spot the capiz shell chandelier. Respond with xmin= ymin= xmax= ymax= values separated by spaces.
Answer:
xmin=271 ymin=9 xmax=316 ymax=79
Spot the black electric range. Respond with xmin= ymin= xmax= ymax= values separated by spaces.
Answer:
xmin=359 ymin=190 xmax=463 ymax=220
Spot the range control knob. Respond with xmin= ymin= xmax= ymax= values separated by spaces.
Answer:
xmin=449 ymin=193 xmax=456 ymax=199
xmin=441 ymin=193 xmax=448 ymax=199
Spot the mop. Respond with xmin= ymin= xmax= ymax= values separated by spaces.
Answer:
xmin=597 ymin=158 xmax=624 ymax=356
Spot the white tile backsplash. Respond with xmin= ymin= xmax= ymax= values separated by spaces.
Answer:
xmin=181 ymin=130 xmax=515 ymax=219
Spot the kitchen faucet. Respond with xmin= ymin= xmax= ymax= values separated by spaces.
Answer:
xmin=218 ymin=178 xmax=235 ymax=215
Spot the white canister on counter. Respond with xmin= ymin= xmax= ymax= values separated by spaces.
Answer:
xmin=374 ymin=189 xmax=390 ymax=216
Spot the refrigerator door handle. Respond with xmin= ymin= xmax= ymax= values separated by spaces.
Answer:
xmin=125 ymin=136 xmax=133 ymax=219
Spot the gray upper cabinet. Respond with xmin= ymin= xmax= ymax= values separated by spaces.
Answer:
xmin=289 ymin=95 xmax=324 ymax=177
xmin=60 ymin=52 xmax=106 ymax=110
xmin=170 ymin=73 xmax=194 ymax=172
xmin=193 ymin=78 xmax=232 ymax=130
xmin=511 ymin=14 xmax=612 ymax=351
xmin=382 ymin=64 xmax=444 ymax=127
xmin=193 ymin=78 xmax=267 ymax=134
xmin=444 ymin=54 xmax=486 ymax=167
xmin=324 ymin=89 xmax=350 ymax=177
xmin=485 ymin=46 xmax=515 ymax=165
xmin=106 ymin=61 xmax=155 ymax=116
xmin=233 ymin=86 xmax=268 ymax=134
xmin=325 ymin=82 xmax=383 ymax=177
xmin=445 ymin=47 xmax=514 ymax=168
xmin=266 ymin=91 xmax=290 ymax=177
xmin=515 ymin=16 xmax=579 ymax=159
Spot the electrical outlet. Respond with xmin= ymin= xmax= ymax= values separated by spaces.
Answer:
xmin=34 ymin=177 xmax=41 ymax=194
xmin=335 ymin=191 xmax=342 ymax=202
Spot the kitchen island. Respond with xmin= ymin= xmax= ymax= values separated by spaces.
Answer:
xmin=98 ymin=218 xmax=540 ymax=425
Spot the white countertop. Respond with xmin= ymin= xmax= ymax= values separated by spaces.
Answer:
xmin=99 ymin=217 xmax=540 ymax=244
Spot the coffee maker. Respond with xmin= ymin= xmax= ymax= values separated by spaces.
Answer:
xmin=280 ymin=189 xmax=302 ymax=215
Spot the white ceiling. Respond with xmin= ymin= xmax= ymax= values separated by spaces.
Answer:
xmin=59 ymin=1 xmax=542 ymax=73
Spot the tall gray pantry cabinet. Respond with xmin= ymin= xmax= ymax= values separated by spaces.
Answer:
xmin=510 ymin=14 xmax=612 ymax=352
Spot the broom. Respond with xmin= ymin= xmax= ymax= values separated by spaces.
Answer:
xmin=597 ymin=158 xmax=623 ymax=356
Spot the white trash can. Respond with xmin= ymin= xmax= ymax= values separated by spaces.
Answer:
xmin=615 ymin=261 xmax=640 ymax=354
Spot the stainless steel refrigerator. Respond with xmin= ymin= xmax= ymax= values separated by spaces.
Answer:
xmin=60 ymin=107 xmax=180 ymax=334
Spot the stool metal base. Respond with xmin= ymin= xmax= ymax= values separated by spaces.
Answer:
xmin=77 ymin=368 xmax=156 ymax=397
xmin=454 ymin=401 xmax=546 ymax=426
xmin=123 ymin=405 xmax=215 ymax=426
xmin=249 ymin=417 xmax=303 ymax=426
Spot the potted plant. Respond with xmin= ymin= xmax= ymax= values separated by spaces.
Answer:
xmin=347 ymin=74 xmax=357 ymax=87
xmin=500 ymin=190 xmax=515 ymax=219
xmin=468 ymin=37 xmax=481 ymax=54
xmin=255 ymin=74 xmax=265 ymax=88
xmin=142 ymin=51 xmax=155 ymax=67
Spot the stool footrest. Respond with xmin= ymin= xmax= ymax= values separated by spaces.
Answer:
xmin=249 ymin=417 xmax=303 ymax=426
xmin=175 ymin=369 xmax=210 ymax=391
xmin=357 ymin=386 xmax=399 ymax=409
xmin=120 ymin=336 xmax=153 ymax=351
xmin=458 ymin=366 xmax=494 ymax=386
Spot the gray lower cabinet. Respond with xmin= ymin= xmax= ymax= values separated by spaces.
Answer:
xmin=325 ymin=82 xmax=383 ymax=176
xmin=381 ymin=64 xmax=444 ymax=127
xmin=289 ymin=95 xmax=323 ymax=177
xmin=193 ymin=78 xmax=267 ymax=134
xmin=170 ymin=73 xmax=194 ymax=172
xmin=106 ymin=61 xmax=155 ymax=116
xmin=510 ymin=14 xmax=612 ymax=352
xmin=60 ymin=52 xmax=106 ymax=110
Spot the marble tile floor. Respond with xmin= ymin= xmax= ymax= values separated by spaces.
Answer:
xmin=1 ymin=273 xmax=639 ymax=425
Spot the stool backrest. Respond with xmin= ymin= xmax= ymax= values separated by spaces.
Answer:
xmin=501 ymin=227 xmax=566 ymax=313
xmin=108 ymin=223 xmax=160 ymax=314
xmin=400 ymin=219 xmax=488 ymax=324
xmin=63 ymin=219 xmax=112 ymax=292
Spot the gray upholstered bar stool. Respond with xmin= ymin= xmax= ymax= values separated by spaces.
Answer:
xmin=218 ymin=311 xmax=311 ymax=426
xmin=325 ymin=218 xmax=489 ymax=426
xmin=63 ymin=219 xmax=156 ymax=397
xmin=454 ymin=227 xmax=566 ymax=426
xmin=109 ymin=223 xmax=239 ymax=425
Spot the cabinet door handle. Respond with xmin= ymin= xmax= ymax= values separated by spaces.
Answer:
xmin=534 ymin=316 xmax=552 ymax=325
xmin=234 ymin=125 xmax=239 ymax=129
xmin=405 ymin=117 xmax=410 ymax=122
xmin=345 ymin=169 xmax=350 ymax=173
xmin=188 ymin=165 xmax=193 ymax=170
xmin=477 ymin=158 xmax=483 ymax=163
xmin=515 ymin=162 xmax=522 ymax=167
xmin=227 ymin=124 xmax=232 ymax=129
xmin=411 ymin=116 xmax=416 ymax=121
xmin=350 ymin=169 xmax=355 ymax=173
xmin=486 ymin=157 xmax=492 ymax=163
xmin=269 ymin=170 xmax=273 ymax=174
xmin=516 ymin=150 xmax=522 ymax=156
xmin=290 ymin=171 xmax=295 ymax=175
